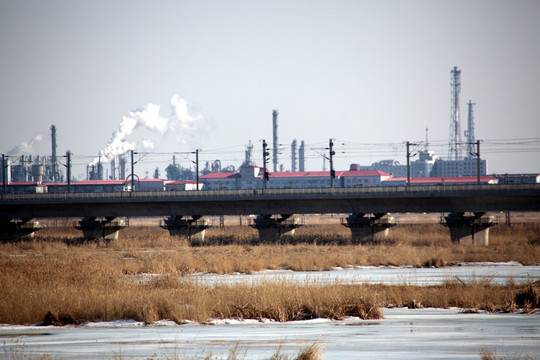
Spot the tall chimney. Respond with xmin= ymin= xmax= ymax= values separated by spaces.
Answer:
xmin=272 ymin=110 xmax=278 ymax=172
xmin=291 ymin=139 xmax=297 ymax=172
xmin=299 ymin=140 xmax=305 ymax=171
xmin=50 ymin=125 xmax=58 ymax=182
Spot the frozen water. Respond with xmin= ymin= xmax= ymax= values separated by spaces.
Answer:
xmin=188 ymin=262 xmax=540 ymax=286
xmin=1 ymin=308 xmax=539 ymax=359
xmin=2 ymin=263 xmax=539 ymax=359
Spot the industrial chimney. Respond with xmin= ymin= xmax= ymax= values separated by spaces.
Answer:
xmin=272 ymin=110 xmax=278 ymax=172
xmin=299 ymin=140 xmax=305 ymax=171
xmin=50 ymin=125 xmax=59 ymax=182
xmin=291 ymin=139 xmax=297 ymax=172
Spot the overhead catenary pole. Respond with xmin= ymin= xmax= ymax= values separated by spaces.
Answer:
xmin=476 ymin=140 xmax=481 ymax=184
xmin=406 ymin=141 xmax=418 ymax=187
xmin=2 ymin=154 xmax=6 ymax=194
xmin=262 ymin=140 xmax=269 ymax=189
xmin=66 ymin=151 xmax=71 ymax=193
xmin=407 ymin=142 xmax=412 ymax=186
xmin=329 ymin=139 xmax=335 ymax=188
xmin=195 ymin=149 xmax=200 ymax=190
xmin=131 ymin=150 xmax=135 ymax=192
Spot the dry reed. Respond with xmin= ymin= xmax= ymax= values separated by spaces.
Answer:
xmin=0 ymin=221 xmax=538 ymax=325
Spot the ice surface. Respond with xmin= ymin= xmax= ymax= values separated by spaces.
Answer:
xmin=2 ymin=263 xmax=539 ymax=359
xmin=1 ymin=309 xmax=538 ymax=359
xmin=188 ymin=263 xmax=540 ymax=287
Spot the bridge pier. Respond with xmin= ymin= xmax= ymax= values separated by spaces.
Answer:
xmin=160 ymin=216 xmax=210 ymax=246
xmin=441 ymin=212 xmax=498 ymax=246
xmin=0 ymin=218 xmax=42 ymax=241
xmin=250 ymin=214 xmax=303 ymax=242
xmin=341 ymin=213 xmax=397 ymax=244
xmin=76 ymin=217 xmax=127 ymax=241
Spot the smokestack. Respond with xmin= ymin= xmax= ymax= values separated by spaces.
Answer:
xmin=299 ymin=141 xmax=305 ymax=171
xmin=465 ymin=100 xmax=476 ymax=159
xmin=111 ymin=157 xmax=116 ymax=180
xmin=291 ymin=139 xmax=297 ymax=172
xmin=50 ymin=125 xmax=58 ymax=182
xmin=119 ymin=156 xmax=126 ymax=180
xmin=272 ymin=110 xmax=278 ymax=172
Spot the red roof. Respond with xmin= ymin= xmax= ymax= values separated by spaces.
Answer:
xmin=70 ymin=180 xmax=126 ymax=185
xmin=6 ymin=182 xmax=42 ymax=186
xmin=200 ymin=172 xmax=241 ymax=180
xmin=165 ymin=180 xmax=197 ymax=185
xmin=137 ymin=178 xmax=164 ymax=182
xmin=268 ymin=170 xmax=391 ymax=178
xmin=202 ymin=170 xmax=391 ymax=179
xmin=340 ymin=170 xmax=391 ymax=177
xmin=384 ymin=176 xmax=497 ymax=184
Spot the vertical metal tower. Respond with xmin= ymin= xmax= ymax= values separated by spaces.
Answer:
xmin=465 ymin=100 xmax=476 ymax=159
xmin=448 ymin=66 xmax=462 ymax=160
xmin=272 ymin=110 xmax=279 ymax=172
xmin=291 ymin=139 xmax=297 ymax=172
xmin=50 ymin=125 xmax=59 ymax=182
xmin=299 ymin=141 xmax=305 ymax=171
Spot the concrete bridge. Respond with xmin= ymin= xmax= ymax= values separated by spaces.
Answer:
xmin=1 ymin=184 xmax=539 ymax=244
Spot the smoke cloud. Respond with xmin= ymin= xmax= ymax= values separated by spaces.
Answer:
xmin=90 ymin=95 xmax=207 ymax=165
xmin=7 ymin=134 xmax=44 ymax=156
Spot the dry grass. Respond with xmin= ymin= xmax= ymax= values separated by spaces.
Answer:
xmin=0 ymin=221 xmax=538 ymax=325
xmin=2 ymin=342 xmax=322 ymax=360
xmin=480 ymin=348 xmax=533 ymax=360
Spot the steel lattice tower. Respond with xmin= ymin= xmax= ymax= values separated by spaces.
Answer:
xmin=448 ymin=66 xmax=462 ymax=160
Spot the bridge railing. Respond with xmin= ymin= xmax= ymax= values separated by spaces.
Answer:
xmin=1 ymin=183 xmax=539 ymax=202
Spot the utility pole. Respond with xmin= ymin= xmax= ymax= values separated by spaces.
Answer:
xmin=262 ymin=140 xmax=270 ymax=189
xmin=2 ymin=154 xmax=6 ymax=194
xmin=469 ymin=140 xmax=481 ymax=184
xmin=131 ymin=150 xmax=135 ymax=192
xmin=195 ymin=149 xmax=200 ymax=190
xmin=476 ymin=140 xmax=481 ymax=184
xmin=329 ymin=139 xmax=335 ymax=188
xmin=66 ymin=151 xmax=71 ymax=193
xmin=406 ymin=141 xmax=418 ymax=187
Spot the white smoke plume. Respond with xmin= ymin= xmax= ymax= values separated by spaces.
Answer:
xmin=7 ymin=134 xmax=44 ymax=156
xmin=90 ymin=95 xmax=207 ymax=165
xmin=142 ymin=140 xmax=154 ymax=150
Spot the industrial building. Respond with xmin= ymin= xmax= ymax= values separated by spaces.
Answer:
xmin=200 ymin=165 xmax=392 ymax=190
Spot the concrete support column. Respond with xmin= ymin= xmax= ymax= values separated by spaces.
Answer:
xmin=0 ymin=218 xmax=42 ymax=241
xmin=441 ymin=212 xmax=498 ymax=246
xmin=250 ymin=214 xmax=303 ymax=242
xmin=342 ymin=213 xmax=397 ymax=244
xmin=76 ymin=217 xmax=127 ymax=241
xmin=160 ymin=216 xmax=210 ymax=246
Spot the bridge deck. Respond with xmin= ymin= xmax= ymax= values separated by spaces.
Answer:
xmin=1 ymin=184 xmax=539 ymax=218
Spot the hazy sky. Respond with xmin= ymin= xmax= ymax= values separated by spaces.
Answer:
xmin=1 ymin=0 xmax=539 ymax=179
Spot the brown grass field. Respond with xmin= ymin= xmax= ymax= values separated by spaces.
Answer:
xmin=0 ymin=217 xmax=539 ymax=325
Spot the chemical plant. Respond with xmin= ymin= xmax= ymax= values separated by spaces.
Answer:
xmin=1 ymin=67 xmax=539 ymax=194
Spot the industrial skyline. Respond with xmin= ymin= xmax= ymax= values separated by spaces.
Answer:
xmin=1 ymin=1 xmax=539 ymax=178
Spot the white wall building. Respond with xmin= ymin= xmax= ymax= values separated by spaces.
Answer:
xmin=201 ymin=166 xmax=392 ymax=190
